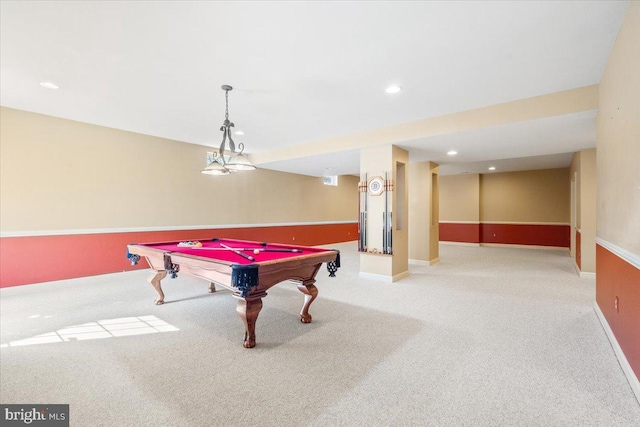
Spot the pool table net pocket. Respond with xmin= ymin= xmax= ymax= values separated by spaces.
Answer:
xmin=327 ymin=250 xmax=340 ymax=277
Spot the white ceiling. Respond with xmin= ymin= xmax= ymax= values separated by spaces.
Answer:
xmin=0 ymin=1 xmax=628 ymax=176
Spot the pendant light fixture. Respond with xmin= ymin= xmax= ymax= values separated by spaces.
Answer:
xmin=201 ymin=85 xmax=256 ymax=175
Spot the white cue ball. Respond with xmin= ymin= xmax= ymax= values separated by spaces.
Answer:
xmin=254 ymin=249 xmax=260 ymax=255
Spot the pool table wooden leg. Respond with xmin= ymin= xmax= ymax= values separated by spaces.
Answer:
xmin=297 ymin=281 xmax=318 ymax=324
xmin=148 ymin=270 xmax=167 ymax=305
xmin=236 ymin=298 xmax=263 ymax=348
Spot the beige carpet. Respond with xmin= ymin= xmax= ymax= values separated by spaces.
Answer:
xmin=1 ymin=242 xmax=639 ymax=426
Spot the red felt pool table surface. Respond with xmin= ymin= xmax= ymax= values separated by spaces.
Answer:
xmin=144 ymin=238 xmax=331 ymax=265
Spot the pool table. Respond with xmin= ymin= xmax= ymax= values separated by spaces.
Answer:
xmin=126 ymin=238 xmax=340 ymax=348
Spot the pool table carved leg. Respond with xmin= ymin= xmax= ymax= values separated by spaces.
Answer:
xmin=148 ymin=270 xmax=167 ymax=305
xmin=236 ymin=298 xmax=263 ymax=348
xmin=208 ymin=282 xmax=216 ymax=293
xmin=297 ymin=282 xmax=318 ymax=324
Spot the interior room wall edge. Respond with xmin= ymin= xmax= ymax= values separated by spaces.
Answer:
xmin=0 ymin=222 xmax=358 ymax=288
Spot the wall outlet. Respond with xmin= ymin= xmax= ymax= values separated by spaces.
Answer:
xmin=615 ymin=296 xmax=619 ymax=312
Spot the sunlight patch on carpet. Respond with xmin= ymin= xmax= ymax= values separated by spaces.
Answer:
xmin=0 ymin=316 xmax=179 ymax=348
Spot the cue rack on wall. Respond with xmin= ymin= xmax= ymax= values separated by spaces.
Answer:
xmin=358 ymin=172 xmax=393 ymax=255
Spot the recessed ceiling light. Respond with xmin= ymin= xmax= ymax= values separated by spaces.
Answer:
xmin=447 ymin=150 xmax=458 ymax=156
xmin=40 ymin=82 xmax=60 ymax=89
xmin=385 ymin=85 xmax=402 ymax=94
xmin=488 ymin=166 xmax=496 ymax=171
xmin=234 ymin=130 xmax=244 ymax=135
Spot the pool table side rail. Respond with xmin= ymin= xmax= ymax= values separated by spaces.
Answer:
xmin=126 ymin=243 xmax=339 ymax=297
xmin=127 ymin=242 xmax=337 ymax=267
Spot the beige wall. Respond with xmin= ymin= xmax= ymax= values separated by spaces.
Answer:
xmin=0 ymin=107 xmax=358 ymax=233
xmin=439 ymin=174 xmax=480 ymax=222
xmin=480 ymin=168 xmax=570 ymax=223
xmin=597 ymin=1 xmax=640 ymax=256
xmin=570 ymin=149 xmax=597 ymax=272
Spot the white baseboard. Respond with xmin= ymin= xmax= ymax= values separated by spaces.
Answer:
xmin=439 ymin=241 xmax=480 ymax=247
xmin=480 ymin=243 xmax=570 ymax=252
xmin=358 ymin=270 xmax=409 ymax=283
xmin=573 ymin=261 xmax=580 ymax=276
xmin=393 ymin=270 xmax=410 ymax=281
xmin=573 ymin=261 xmax=596 ymax=279
xmin=409 ymin=257 xmax=440 ymax=266
xmin=594 ymin=302 xmax=640 ymax=404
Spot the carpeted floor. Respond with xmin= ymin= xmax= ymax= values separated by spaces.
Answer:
xmin=1 ymin=242 xmax=639 ymax=426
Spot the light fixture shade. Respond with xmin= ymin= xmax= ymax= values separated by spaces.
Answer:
xmin=201 ymin=160 xmax=230 ymax=175
xmin=225 ymin=153 xmax=256 ymax=171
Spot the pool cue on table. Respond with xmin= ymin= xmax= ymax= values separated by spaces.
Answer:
xmin=220 ymin=243 xmax=255 ymax=261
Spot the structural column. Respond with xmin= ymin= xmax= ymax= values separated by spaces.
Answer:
xmin=570 ymin=148 xmax=596 ymax=276
xmin=408 ymin=161 xmax=440 ymax=265
xmin=358 ymin=145 xmax=409 ymax=282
